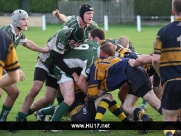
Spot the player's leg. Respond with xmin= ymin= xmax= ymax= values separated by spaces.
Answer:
xmin=32 ymin=76 xmax=59 ymax=121
xmin=30 ymin=76 xmax=59 ymax=113
xmin=0 ymin=84 xmax=19 ymax=121
xmin=122 ymin=91 xmax=151 ymax=121
xmin=50 ymin=81 xmax=75 ymax=122
xmin=153 ymin=72 xmax=162 ymax=100
xmin=118 ymin=82 xmax=129 ymax=104
xmin=94 ymin=93 xmax=130 ymax=123
xmin=126 ymin=64 xmax=162 ymax=115
xmin=16 ymin=67 xmax=48 ymax=121
xmin=140 ymin=81 xmax=161 ymax=113
xmin=94 ymin=93 xmax=113 ymax=122
xmin=31 ymin=86 xmax=58 ymax=112
xmin=139 ymin=75 xmax=154 ymax=112
xmin=161 ymin=80 xmax=181 ymax=136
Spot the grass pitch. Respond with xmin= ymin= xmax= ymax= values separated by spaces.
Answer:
xmin=0 ymin=24 xmax=165 ymax=136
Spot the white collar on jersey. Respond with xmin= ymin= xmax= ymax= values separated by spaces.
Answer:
xmin=10 ymin=24 xmax=21 ymax=38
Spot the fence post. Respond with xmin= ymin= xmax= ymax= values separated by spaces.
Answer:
xmin=104 ymin=15 xmax=108 ymax=31
xmin=137 ymin=15 xmax=141 ymax=32
xmin=170 ymin=15 xmax=174 ymax=23
xmin=42 ymin=15 xmax=46 ymax=31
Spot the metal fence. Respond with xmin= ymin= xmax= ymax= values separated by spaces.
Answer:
xmin=0 ymin=0 xmax=172 ymax=26
xmin=57 ymin=0 xmax=135 ymax=24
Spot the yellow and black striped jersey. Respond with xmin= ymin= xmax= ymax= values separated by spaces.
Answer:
xmin=154 ymin=18 xmax=181 ymax=84
xmin=87 ymin=56 xmax=128 ymax=98
xmin=0 ymin=30 xmax=20 ymax=80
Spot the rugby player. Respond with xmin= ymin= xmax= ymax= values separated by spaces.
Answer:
xmin=35 ymin=3 xmax=99 ymax=120
xmin=87 ymin=42 xmax=162 ymax=126
xmin=41 ymin=88 xmax=133 ymax=132
xmin=0 ymin=9 xmax=49 ymax=122
xmin=15 ymin=28 xmax=85 ymax=122
xmin=152 ymin=0 xmax=181 ymax=135
xmin=0 ymin=30 xmax=20 ymax=88
xmin=52 ymin=3 xmax=98 ymax=38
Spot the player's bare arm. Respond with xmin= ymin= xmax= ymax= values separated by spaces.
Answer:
xmin=22 ymin=40 xmax=50 ymax=53
xmin=52 ymin=9 xmax=68 ymax=23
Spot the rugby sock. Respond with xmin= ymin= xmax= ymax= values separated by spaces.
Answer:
xmin=165 ymin=132 xmax=174 ymax=136
xmin=40 ymin=105 xmax=56 ymax=115
xmin=0 ymin=104 xmax=12 ymax=122
xmin=50 ymin=102 xmax=69 ymax=122
xmin=109 ymin=100 xmax=130 ymax=122
xmin=95 ymin=99 xmax=111 ymax=122
xmin=16 ymin=112 xmax=26 ymax=122
xmin=141 ymin=99 xmax=147 ymax=107
xmin=27 ymin=109 xmax=34 ymax=116
xmin=162 ymin=122 xmax=175 ymax=136
xmin=133 ymin=108 xmax=150 ymax=121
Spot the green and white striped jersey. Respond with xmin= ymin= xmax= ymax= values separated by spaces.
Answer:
xmin=55 ymin=40 xmax=99 ymax=79
xmin=38 ymin=28 xmax=73 ymax=69
xmin=0 ymin=24 xmax=27 ymax=48
xmin=62 ymin=16 xmax=98 ymax=38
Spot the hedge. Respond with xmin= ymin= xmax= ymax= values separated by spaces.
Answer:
xmin=0 ymin=0 xmax=173 ymax=16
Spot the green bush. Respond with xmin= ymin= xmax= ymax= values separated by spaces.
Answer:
xmin=135 ymin=0 xmax=172 ymax=16
xmin=0 ymin=0 xmax=57 ymax=13
xmin=0 ymin=0 xmax=19 ymax=13
xmin=29 ymin=0 xmax=58 ymax=13
xmin=0 ymin=0 xmax=173 ymax=15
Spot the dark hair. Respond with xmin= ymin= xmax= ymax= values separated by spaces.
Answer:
xmin=79 ymin=3 xmax=94 ymax=23
xmin=172 ymin=0 xmax=181 ymax=15
xmin=90 ymin=28 xmax=105 ymax=40
xmin=70 ymin=28 xmax=85 ymax=43
xmin=101 ymin=42 xmax=116 ymax=56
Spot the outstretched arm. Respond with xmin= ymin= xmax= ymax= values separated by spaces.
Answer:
xmin=22 ymin=40 xmax=50 ymax=53
xmin=129 ymin=54 xmax=152 ymax=67
xmin=52 ymin=9 xmax=68 ymax=23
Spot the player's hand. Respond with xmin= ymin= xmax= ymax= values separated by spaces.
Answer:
xmin=72 ymin=72 xmax=79 ymax=83
xmin=98 ymin=90 xmax=105 ymax=96
xmin=42 ymin=45 xmax=50 ymax=53
xmin=19 ymin=69 xmax=26 ymax=81
xmin=125 ymin=48 xmax=131 ymax=52
xmin=52 ymin=9 xmax=60 ymax=17
xmin=84 ymin=96 xmax=88 ymax=103
xmin=128 ymin=59 xmax=136 ymax=67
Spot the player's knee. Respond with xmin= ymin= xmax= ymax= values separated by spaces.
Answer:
xmin=46 ymin=97 xmax=54 ymax=104
xmin=7 ymin=87 xmax=20 ymax=99
xmin=104 ymin=93 xmax=113 ymax=101
xmin=64 ymin=96 xmax=75 ymax=107
xmin=30 ymin=85 xmax=42 ymax=97
xmin=122 ymin=103 xmax=129 ymax=113
xmin=12 ymin=89 xmax=20 ymax=99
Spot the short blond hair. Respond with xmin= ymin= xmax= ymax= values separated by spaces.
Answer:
xmin=116 ymin=36 xmax=129 ymax=48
